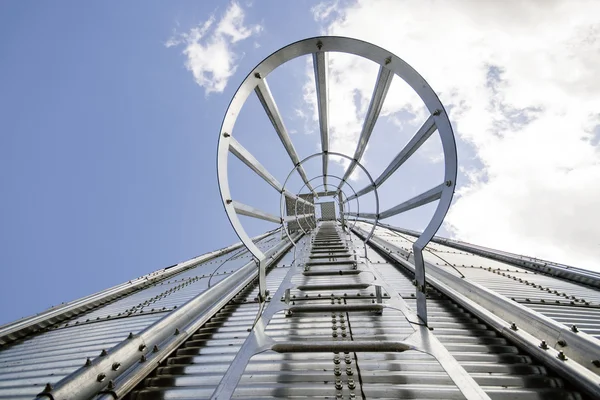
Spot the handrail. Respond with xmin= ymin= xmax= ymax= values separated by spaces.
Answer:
xmin=38 ymin=232 xmax=301 ymax=400
xmin=352 ymin=223 xmax=600 ymax=398
xmin=378 ymin=222 xmax=600 ymax=289
xmin=0 ymin=229 xmax=277 ymax=346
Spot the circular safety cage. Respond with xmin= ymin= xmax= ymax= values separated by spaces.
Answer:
xmin=217 ymin=36 xmax=457 ymax=273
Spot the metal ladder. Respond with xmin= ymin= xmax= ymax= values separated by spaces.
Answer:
xmin=209 ymin=221 xmax=490 ymax=399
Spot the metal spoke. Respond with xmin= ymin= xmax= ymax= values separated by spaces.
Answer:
xmin=283 ymin=213 xmax=314 ymax=223
xmin=229 ymin=138 xmax=314 ymax=210
xmin=344 ymin=211 xmax=376 ymax=219
xmin=380 ymin=184 xmax=444 ymax=219
xmin=345 ymin=183 xmax=444 ymax=220
xmin=346 ymin=114 xmax=437 ymax=202
xmin=338 ymin=65 xmax=393 ymax=191
xmin=313 ymin=51 xmax=329 ymax=191
xmin=232 ymin=200 xmax=281 ymax=224
xmin=254 ymin=78 xmax=316 ymax=194
xmin=229 ymin=136 xmax=283 ymax=192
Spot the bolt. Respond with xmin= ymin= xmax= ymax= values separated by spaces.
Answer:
xmin=222 ymin=132 xmax=230 ymax=137
xmin=510 ymin=322 xmax=518 ymax=331
xmin=316 ymin=40 xmax=323 ymax=50
xmin=557 ymin=339 xmax=567 ymax=347
xmin=43 ymin=383 xmax=53 ymax=392
xmin=100 ymin=349 xmax=108 ymax=356
xmin=85 ymin=358 xmax=92 ymax=366
xmin=112 ymin=362 xmax=121 ymax=371
xmin=140 ymin=354 xmax=147 ymax=362
xmin=153 ymin=344 xmax=159 ymax=353
xmin=175 ymin=328 xmax=180 ymax=335
xmin=539 ymin=340 xmax=548 ymax=350
xmin=107 ymin=380 xmax=115 ymax=390
xmin=571 ymin=325 xmax=579 ymax=333
xmin=334 ymin=367 xmax=341 ymax=376
xmin=592 ymin=360 xmax=600 ymax=367
xmin=557 ymin=350 xmax=567 ymax=360
xmin=97 ymin=373 xmax=106 ymax=382
xmin=254 ymin=72 xmax=262 ymax=79
xmin=335 ymin=380 xmax=343 ymax=390
xmin=138 ymin=344 xmax=146 ymax=351
xmin=385 ymin=56 xmax=392 ymax=65
xmin=346 ymin=367 xmax=353 ymax=375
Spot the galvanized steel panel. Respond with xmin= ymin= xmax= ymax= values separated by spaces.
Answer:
xmin=128 ymin=225 xmax=584 ymax=400
xmin=0 ymin=314 xmax=161 ymax=399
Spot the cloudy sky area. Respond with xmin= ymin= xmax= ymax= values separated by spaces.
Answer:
xmin=168 ymin=0 xmax=600 ymax=270
xmin=1 ymin=0 xmax=598 ymax=324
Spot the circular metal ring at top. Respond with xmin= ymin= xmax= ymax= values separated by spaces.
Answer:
xmin=217 ymin=36 xmax=457 ymax=262
xmin=278 ymin=151 xmax=379 ymax=248
xmin=292 ymin=174 xmax=360 ymax=235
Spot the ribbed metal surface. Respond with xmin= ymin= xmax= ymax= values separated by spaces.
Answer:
xmin=0 ymin=314 xmax=162 ymax=399
xmin=61 ymin=234 xmax=281 ymax=326
xmin=128 ymin=224 xmax=584 ymax=399
xmin=2 ymin=222 xmax=598 ymax=399
xmin=0 ymin=233 xmax=282 ymax=400
xmin=364 ymin=223 xmax=600 ymax=340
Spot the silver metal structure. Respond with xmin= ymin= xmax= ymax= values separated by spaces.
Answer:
xmin=1 ymin=36 xmax=599 ymax=400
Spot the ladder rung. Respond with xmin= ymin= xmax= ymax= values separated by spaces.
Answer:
xmin=288 ymin=304 xmax=383 ymax=314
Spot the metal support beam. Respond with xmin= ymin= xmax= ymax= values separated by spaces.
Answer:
xmin=229 ymin=136 xmax=282 ymax=193
xmin=345 ymin=185 xmax=445 ymax=220
xmin=338 ymin=191 xmax=345 ymax=231
xmin=233 ymin=200 xmax=281 ymax=224
xmin=283 ymin=213 xmax=314 ymax=223
xmin=379 ymin=184 xmax=444 ymax=219
xmin=313 ymin=51 xmax=329 ymax=192
xmin=339 ymin=65 xmax=393 ymax=190
xmin=346 ymin=115 xmax=437 ymax=202
xmin=254 ymin=78 xmax=315 ymax=194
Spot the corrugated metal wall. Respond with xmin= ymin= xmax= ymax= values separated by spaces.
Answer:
xmin=364 ymin=223 xmax=600 ymax=340
xmin=2 ymin=222 xmax=599 ymax=399
xmin=127 ymin=224 xmax=589 ymax=400
xmin=0 ymin=233 xmax=282 ymax=400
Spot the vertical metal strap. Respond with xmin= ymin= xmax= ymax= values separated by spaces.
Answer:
xmin=412 ymin=244 xmax=428 ymax=324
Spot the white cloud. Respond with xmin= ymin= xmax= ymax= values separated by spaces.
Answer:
xmin=308 ymin=0 xmax=600 ymax=270
xmin=166 ymin=2 xmax=262 ymax=95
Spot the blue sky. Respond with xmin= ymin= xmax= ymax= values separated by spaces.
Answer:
xmin=0 ymin=1 xmax=345 ymax=325
xmin=2 ymin=0 xmax=599 ymax=325
xmin=0 ymin=1 xmax=287 ymax=324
